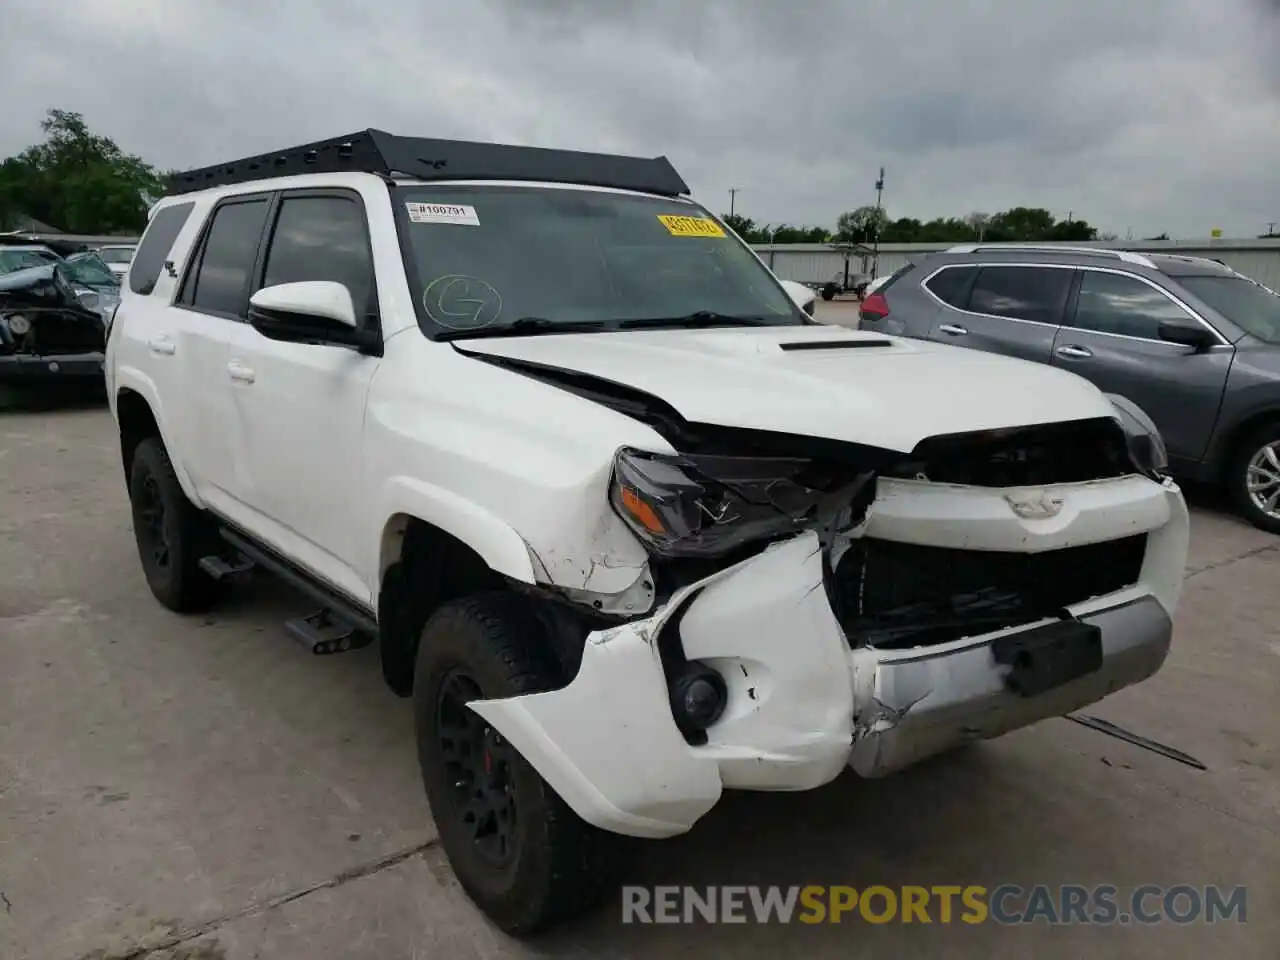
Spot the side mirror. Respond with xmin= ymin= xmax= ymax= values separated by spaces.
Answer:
xmin=248 ymin=281 xmax=379 ymax=352
xmin=779 ymin=279 xmax=817 ymax=317
xmin=1157 ymin=318 xmax=1215 ymax=351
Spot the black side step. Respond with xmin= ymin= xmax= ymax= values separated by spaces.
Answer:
xmin=199 ymin=553 xmax=256 ymax=583
xmin=217 ymin=527 xmax=379 ymax=645
xmin=285 ymin=608 xmax=374 ymax=656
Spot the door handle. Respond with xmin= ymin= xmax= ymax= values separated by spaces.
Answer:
xmin=147 ymin=336 xmax=175 ymax=356
xmin=1055 ymin=344 xmax=1093 ymax=359
xmin=227 ymin=360 xmax=256 ymax=384
xmin=938 ymin=324 xmax=968 ymax=336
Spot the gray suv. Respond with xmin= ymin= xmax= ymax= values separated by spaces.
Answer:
xmin=860 ymin=244 xmax=1280 ymax=532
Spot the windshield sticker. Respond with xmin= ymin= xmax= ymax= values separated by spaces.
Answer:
xmin=423 ymin=275 xmax=503 ymax=330
xmin=407 ymin=202 xmax=481 ymax=226
xmin=656 ymin=215 xmax=726 ymax=238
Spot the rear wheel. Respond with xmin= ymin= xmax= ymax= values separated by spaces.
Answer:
xmin=413 ymin=592 xmax=623 ymax=935
xmin=128 ymin=437 xmax=226 ymax=611
xmin=1227 ymin=422 xmax=1280 ymax=534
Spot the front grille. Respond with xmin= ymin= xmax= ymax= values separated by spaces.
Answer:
xmin=831 ymin=534 xmax=1148 ymax=649
xmin=886 ymin=418 xmax=1133 ymax=487
xmin=25 ymin=310 xmax=104 ymax=354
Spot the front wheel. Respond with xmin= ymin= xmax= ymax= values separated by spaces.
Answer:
xmin=1227 ymin=422 xmax=1280 ymax=534
xmin=413 ymin=592 xmax=624 ymax=935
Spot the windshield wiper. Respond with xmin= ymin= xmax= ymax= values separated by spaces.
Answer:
xmin=618 ymin=311 xmax=775 ymax=330
xmin=437 ymin=317 xmax=607 ymax=341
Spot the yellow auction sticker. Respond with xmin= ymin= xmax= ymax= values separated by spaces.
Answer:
xmin=657 ymin=215 xmax=726 ymax=238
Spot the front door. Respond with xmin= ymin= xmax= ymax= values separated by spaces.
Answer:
xmin=1049 ymin=268 xmax=1232 ymax=463
xmin=224 ymin=189 xmax=382 ymax=605
xmin=927 ymin=264 xmax=1072 ymax=364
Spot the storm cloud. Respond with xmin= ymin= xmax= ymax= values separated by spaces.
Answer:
xmin=2 ymin=0 xmax=1278 ymax=238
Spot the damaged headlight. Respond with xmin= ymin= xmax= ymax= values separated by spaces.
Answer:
xmin=1106 ymin=394 xmax=1168 ymax=478
xmin=608 ymin=446 xmax=869 ymax=559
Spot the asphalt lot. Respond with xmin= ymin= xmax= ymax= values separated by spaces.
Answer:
xmin=2 ymin=384 xmax=1277 ymax=958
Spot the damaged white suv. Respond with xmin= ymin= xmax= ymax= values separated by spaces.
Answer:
xmin=106 ymin=130 xmax=1190 ymax=934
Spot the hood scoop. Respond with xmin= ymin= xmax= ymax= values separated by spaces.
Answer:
xmin=778 ymin=338 xmax=893 ymax=352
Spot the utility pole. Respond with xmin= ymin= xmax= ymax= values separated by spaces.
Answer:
xmin=728 ymin=187 xmax=740 ymax=217
xmin=871 ymin=167 xmax=885 ymax=280
xmin=1267 ymin=221 xmax=1277 ymax=237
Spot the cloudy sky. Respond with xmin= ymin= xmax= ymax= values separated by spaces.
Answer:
xmin=3 ymin=0 xmax=1278 ymax=239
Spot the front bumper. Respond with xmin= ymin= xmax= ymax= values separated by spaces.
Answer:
xmin=470 ymin=474 xmax=1189 ymax=839
xmin=0 ymin=351 xmax=106 ymax=381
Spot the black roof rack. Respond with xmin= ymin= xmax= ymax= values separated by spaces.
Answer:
xmin=166 ymin=129 xmax=691 ymax=197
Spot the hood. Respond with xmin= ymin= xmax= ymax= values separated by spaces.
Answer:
xmin=0 ymin=263 xmax=104 ymax=319
xmin=454 ymin=325 xmax=1116 ymax=453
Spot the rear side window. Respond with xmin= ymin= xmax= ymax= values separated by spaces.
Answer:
xmin=1070 ymin=271 xmax=1192 ymax=340
xmin=875 ymin=263 xmax=914 ymax=293
xmin=184 ymin=199 xmax=270 ymax=316
xmin=924 ymin=265 xmax=977 ymax=305
xmin=966 ymin=266 xmax=1071 ymax=325
xmin=129 ymin=201 xmax=195 ymax=295
xmin=258 ymin=195 xmax=376 ymax=321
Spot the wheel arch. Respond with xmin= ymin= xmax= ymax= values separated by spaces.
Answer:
xmin=114 ymin=377 xmax=201 ymax=505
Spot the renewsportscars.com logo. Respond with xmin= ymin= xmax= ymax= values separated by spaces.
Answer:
xmin=621 ymin=884 xmax=1249 ymax=925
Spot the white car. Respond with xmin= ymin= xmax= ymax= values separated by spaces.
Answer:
xmin=105 ymin=130 xmax=1190 ymax=935
xmin=94 ymin=244 xmax=137 ymax=278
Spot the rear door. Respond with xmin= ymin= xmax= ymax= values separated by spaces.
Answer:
xmin=926 ymin=264 xmax=1070 ymax=363
xmin=1049 ymin=268 xmax=1232 ymax=462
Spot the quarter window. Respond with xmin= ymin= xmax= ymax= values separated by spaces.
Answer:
xmin=129 ymin=201 xmax=195 ymax=296
xmin=966 ymin=266 xmax=1071 ymax=325
xmin=1071 ymin=271 xmax=1192 ymax=340
xmin=924 ymin=265 xmax=977 ymax=306
xmin=259 ymin=195 xmax=375 ymax=321
xmin=186 ymin=199 xmax=270 ymax=315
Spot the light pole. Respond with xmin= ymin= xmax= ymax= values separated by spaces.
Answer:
xmin=872 ymin=167 xmax=884 ymax=280
xmin=729 ymin=187 xmax=740 ymax=217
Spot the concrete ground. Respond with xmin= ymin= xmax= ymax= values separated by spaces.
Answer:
xmin=1 ymin=401 xmax=1277 ymax=960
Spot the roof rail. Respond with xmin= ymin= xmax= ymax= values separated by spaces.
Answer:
xmin=166 ymin=129 xmax=691 ymax=198
xmin=945 ymin=243 xmax=1157 ymax=269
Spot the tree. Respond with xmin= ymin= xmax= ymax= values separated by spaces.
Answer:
xmin=964 ymin=212 xmax=990 ymax=240
xmin=0 ymin=109 xmax=166 ymax=234
xmin=1144 ymin=232 xmax=1170 ymax=241
xmin=835 ymin=205 xmax=889 ymax=243
xmin=720 ymin=213 xmax=762 ymax=241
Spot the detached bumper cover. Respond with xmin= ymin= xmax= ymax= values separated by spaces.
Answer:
xmin=470 ymin=476 xmax=1189 ymax=839
xmin=0 ymin=352 xmax=105 ymax=380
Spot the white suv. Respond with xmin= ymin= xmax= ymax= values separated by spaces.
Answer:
xmin=105 ymin=130 xmax=1190 ymax=935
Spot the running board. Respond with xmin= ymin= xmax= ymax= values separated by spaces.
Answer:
xmin=216 ymin=527 xmax=379 ymax=646
xmin=285 ymin=608 xmax=374 ymax=656
xmin=198 ymin=553 xmax=256 ymax=583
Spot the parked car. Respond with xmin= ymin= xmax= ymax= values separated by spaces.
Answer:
xmin=107 ymin=131 xmax=1188 ymax=935
xmin=94 ymin=243 xmax=137 ymax=278
xmin=0 ymin=243 xmax=62 ymax=275
xmin=64 ymin=251 xmax=123 ymax=317
xmin=0 ymin=260 xmax=108 ymax=391
xmin=859 ymin=244 xmax=1280 ymax=531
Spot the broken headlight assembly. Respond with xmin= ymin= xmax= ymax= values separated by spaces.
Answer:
xmin=1106 ymin=394 xmax=1169 ymax=479
xmin=608 ymin=446 xmax=867 ymax=559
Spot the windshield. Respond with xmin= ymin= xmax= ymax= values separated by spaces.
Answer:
xmin=97 ymin=247 xmax=134 ymax=264
xmin=65 ymin=254 xmax=118 ymax=287
xmin=0 ymin=248 xmax=60 ymax=275
xmin=1180 ymin=275 xmax=1280 ymax=344
xmin=396 ymin=184 xmax=803 ymax=336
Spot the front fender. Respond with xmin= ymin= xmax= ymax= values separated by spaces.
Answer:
xmin=376 ymin=475 xmax=539 ymax=585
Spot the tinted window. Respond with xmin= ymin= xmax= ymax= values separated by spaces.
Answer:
xmin=1179 ymin=276 xmax=1280 ymax=344
xmin=924 ymin=265 xmax=976 ymax=305
xmin=187 ymin=200 xmax=269 ymax=315
xmin=130 ymin=201 xmax=195 ymax=295
xmin=260 ymin=196 xmax=375 ymax=319
xmin=966 ymin=266 xmax=1071 ymax=324
xmin=875 ymin=263 xmax=914 ymax=293
xmin=1072 ymin=271 xmax=1190 ymax=340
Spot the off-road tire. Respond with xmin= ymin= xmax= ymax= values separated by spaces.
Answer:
xmin=1227 ymin=421 xmax=1280 ymax=535
xmin=413 ymin=592 xmax=624 ymax=935
xmin=128 ymin=437 xmax=227 ymax=611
